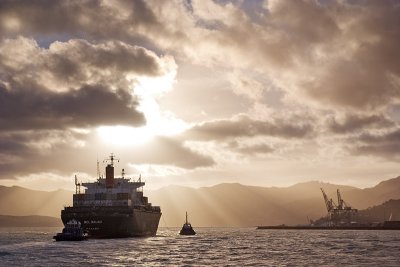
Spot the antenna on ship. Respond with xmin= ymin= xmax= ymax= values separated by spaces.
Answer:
xmin=74 ymin=175 xmax=81 ymax=194
xmin=122 ymin=168 xmax=125 ymax=178
xmin=137 ymin=174 xmax=143 ymax=192
xmin=97 ymin=158 xmax=101 ymax=179
xmin=103 ymin=153 xmax=119 ymax=166
xmin=103 ymin=153 xmax=120 ymax=188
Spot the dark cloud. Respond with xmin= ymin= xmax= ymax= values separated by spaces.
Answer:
xmin=0 ymin=37 xmax=174 ymax=130
xmin=350 ymin=128 xmax=400 ymax=160
xmin=0 ymin=136 xmax=29 ymax=153
xmin=327 ymin=113 xmax=393 ymax=134
xmin=359 ymin=129 xmax=400 ymax=145
xmin=302 ymin=57 xmax=400 ymax=110
xmin=0 ymin=1 xmax=198 ymax=180
xmin=177 ymin=1 xmax=400 ymax=111
xmin=1 ymin=0 xmax=399 ymax=185
xmin=0 ymin=0 xmax=162 ymax=42
xmin=2 ymin=1 xmax=400 ymax=112
xmin=128 ymin=136 xmax=215 ymax=169
xmin=0 ymin=35 xmax=174 ymax=177
xmin=46 ymin=39 xmax=162 ymax=78
xmin=263 ymin=0 xmax=340 ymax=66
xmin=184 ymin=115 xmax=314 ymax=141
xmin=228 ymin=141 xmax=274 ymax=155
xmin=0 ymin=84 xmax=144 ymax=130
xmin=0 ymin=37 xmax=164 ymax=90
xmin=0 ymin=130 xmax=88 ymax=178
xmin=0 ymin=133 xmax=215 ymax=179
xmin=268 ymin=0 xmax=400 ymax=110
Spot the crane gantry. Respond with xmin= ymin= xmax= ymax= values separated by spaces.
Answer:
xmin=320 ymin=188 xmax=358 ymax=226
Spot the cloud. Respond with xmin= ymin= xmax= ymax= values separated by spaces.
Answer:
xmin=2 ymin=1 xmax=399 ymax=112
xmin=46 ymin=39 xmax=163 ymax=78
xmin=0 ymin=0 xmax=399 ymax=188
xmin=0 ymin=0 xmax=161 ymax=40
xmin=154 ymin=0 xmax=400 ymax=111
xmin=0 ymin=84 xmax=145 ymax=130
xmin=350 ymin=128 xmax=400 ymax=160
xmin=227 ymin=71 xmax=266 ymax=100
xmin=0 ymin=132 xmax=215 ymax=179
xmin=128 ymin=136 xmax=215 ymax=169
xmin=327 ymin=113 xmax=394 ymax=134
xmin=262 ymin=1 xmax=400 ymax=110
xmin=0 ymin=37 xmax=164 ymax=91
xmin=184 ymin=115 xmax=314 ymax=141
xmin=228 ymin=141 xmax=275 ymax=155
xmin=241 ymin=1 xmax=400 ymax=111
xmin=0 ymin=35 xmax=178 ymax=178
xmin=0 ymin=37 xmax=177 ymax=130
xmin=0 ymin=129 xmax=87 ymax=177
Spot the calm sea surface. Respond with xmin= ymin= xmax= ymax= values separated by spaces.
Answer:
xmin=0 ymin=227 xmax=399 ymax=266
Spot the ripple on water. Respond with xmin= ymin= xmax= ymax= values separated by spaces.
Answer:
xmin=0 ymin=228 xmax=400 ymax=266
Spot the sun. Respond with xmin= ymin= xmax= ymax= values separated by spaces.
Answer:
xmin=97 ymin=125 xmax=154 ymax=146
xmin=97 ymin=69 xmax=187 ymax=146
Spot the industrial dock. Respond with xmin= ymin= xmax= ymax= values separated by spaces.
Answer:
xmin=257 ymin=188 xmax=400 ymax=230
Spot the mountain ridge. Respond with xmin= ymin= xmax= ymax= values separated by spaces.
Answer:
xmin=0 ymin=215 xmax=63 ymax=227
xmin=1 ymin=176 xmax=400 ymax=226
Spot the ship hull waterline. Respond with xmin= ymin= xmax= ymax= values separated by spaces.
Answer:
xmin=62 ymin=207 xmax=161 ymax=238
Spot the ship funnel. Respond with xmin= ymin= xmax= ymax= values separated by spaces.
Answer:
xmin=106 ymin=164 xmax=114 ymax=188
xmin=103 ymin=153 xmax=119 ymax=188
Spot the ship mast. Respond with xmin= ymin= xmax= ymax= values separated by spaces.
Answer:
xmin=74 ymin=175 xmax=81 ymax=194
xmin=103 ymin=153 xmax=119 ymax=188
xmin=103 ymin=153 xmax=119 ymax=166
xmin=97 ymin=158 xmax=101 ymax=179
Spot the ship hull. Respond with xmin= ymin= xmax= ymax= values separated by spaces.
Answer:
xmin=61 ymin=206 xmax=161 ymax=238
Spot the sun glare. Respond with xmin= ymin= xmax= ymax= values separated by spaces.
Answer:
xmin=98 ymin=69 xmax=187 ymax=146
xmin=97 ymin=125 xmax=154 ymax=146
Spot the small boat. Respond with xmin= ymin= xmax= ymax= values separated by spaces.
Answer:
xmin=53 ymin=219 xmax=88 ymax=241
xmin=179 ymin=211 xmax=196 ymax=235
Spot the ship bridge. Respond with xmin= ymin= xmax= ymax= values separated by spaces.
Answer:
xmin=73 ymin=154 xmax=150 ymax=207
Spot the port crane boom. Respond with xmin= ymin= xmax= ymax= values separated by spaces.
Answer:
xmin=320 ymin=187 xmax=358 ymax=226
xmin=337 ymin=189 xmax=344 ymax=209
xmin=321 ymin=188 xmax=335 ymax=212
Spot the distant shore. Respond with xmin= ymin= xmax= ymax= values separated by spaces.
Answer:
xmin=257 ymin=224 xmax=400 ymax=230
xmin=0 ymin=215 xmax=63 ymax=227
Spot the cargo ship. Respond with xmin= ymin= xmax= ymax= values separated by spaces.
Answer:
xmin=60 ymin=154 xmax=161 ymax=238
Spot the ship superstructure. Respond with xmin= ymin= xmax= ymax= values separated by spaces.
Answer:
xmin=61 ymin=154 xmax=161 ymax=238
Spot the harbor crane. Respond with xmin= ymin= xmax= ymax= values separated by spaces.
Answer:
xmin=320 ymin=188 xmax=358 ymax=226
xmin=321 ymin=188 xmax=335 ymax=212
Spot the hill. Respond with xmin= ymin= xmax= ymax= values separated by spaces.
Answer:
xmin=0 ymin=186 xmax=72 ymax=217
xmin=358 ymin=199 xmax=400 ymax=222
xmin=0 ymin=215 xmax=63 ymax=227
xmin=148 ymin=177 xmax=400 ymax=227
xmin=2 ymin=176 xmax=400 ymax=227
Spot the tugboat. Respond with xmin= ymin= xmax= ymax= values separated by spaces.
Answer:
xmin=179 ymin=211 xmax=196 ymax=235
xmin=60 ymin=154 xmax=161 ymax=238
xmin=53 ymin=219 xmax=88 ymax=241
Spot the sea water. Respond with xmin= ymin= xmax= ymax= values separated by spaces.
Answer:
xmin=0 ymin=227 xmax=399 ymax=266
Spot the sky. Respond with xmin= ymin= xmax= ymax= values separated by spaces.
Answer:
xmin=1 ymin=0 xmax=400 ymax=191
